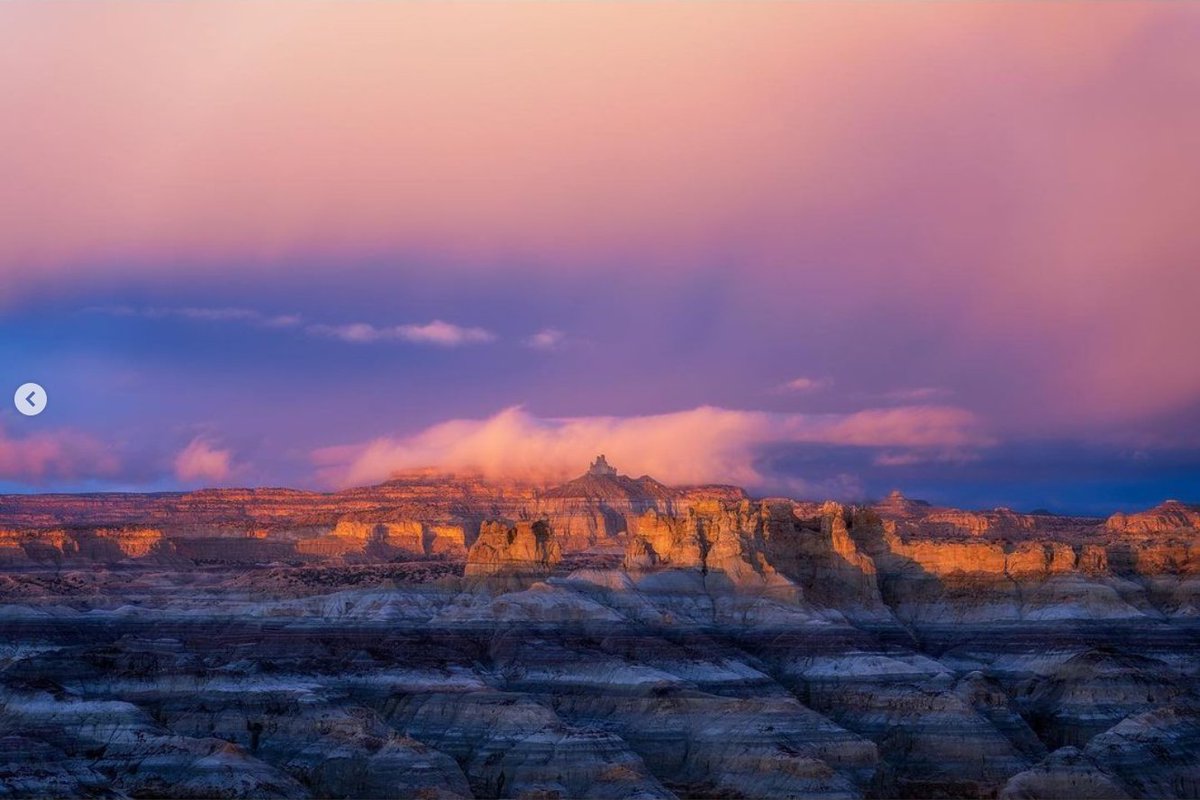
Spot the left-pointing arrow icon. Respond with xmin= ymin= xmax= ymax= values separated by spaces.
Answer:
xmin=14 ymin=383 xmax=47 ymax=417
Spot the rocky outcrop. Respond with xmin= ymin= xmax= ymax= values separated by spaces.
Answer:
xmin=0 ymin=735 xmax=114 ymax=798
xmin=1018 ymin=649 xmax=1188 ymax=749
xmin=168 ymin=702 xmax=472 ymax=799
xmin=1082 ymin=705 xmax=1200 ymax=798
xmin=1107 ymin=500 xmax=1200 ymax=536
xmin=773 ymin=502 xmax=885 ymax=613
xmin=874 ymin=491 xmax=1101 ymax=541
xmin=0 ymin=526 xmax=170 ymax=565
xmin=0 ymin=475 xmax=538 ymax=545
xmin=426 ymin=523 xmax=469 ymax=556
xmin=534 ymin=463 xmax=673 ymax=550
xmin=294 ymin=518 xmax=469 ymax=561
xmin=532 ymin=457 xmax=748 ymax=551
xmin=1003 ymin=707 xmax=1200 ymax=800
xmin=1 ymin=469 xmax=1199 ymax=797
xmin=1 ymin=570 xmax=1199 ymax=798
xmin=623 ymin=509 xmax=707 ymax=571
xmin=621 ymin=500 xmax=885 ymax=614
xmin=387 ymin=692 xmax=673 ymax=799
xmin=1000 ymin=747 xmax=1132 ymax=800
xmin=0 ymin=459 xmax=747 ymax=565
xmin=0 ymin=686 xmax=307 ymax=799
xmin=464 ymin=519 xmax=562 ymax=578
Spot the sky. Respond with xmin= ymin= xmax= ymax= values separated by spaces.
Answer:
xmin=1 ymin=2 xmax=1198 ymax=514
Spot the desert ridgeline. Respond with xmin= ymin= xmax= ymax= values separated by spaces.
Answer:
xmin=0 ymin=457 xmax=1197 ymax=798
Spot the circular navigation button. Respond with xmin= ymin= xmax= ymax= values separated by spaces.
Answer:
xmin=14 ymin=383 xmax=47 ymax=417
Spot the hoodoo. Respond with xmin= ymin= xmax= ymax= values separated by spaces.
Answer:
xmin=587 ymin=454 xmax=618 ymax=477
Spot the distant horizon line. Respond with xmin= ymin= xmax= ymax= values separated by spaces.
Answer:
xmin=1 ymin=466 xmax=1189 ymax=520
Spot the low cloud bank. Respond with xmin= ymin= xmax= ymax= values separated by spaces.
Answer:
xmin=313 ymin=404 xmax=991 ymax=492
xmin=0 ymin=426 xmax=119 ymax=483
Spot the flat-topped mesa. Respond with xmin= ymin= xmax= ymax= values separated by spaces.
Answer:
xmin=872 ymin=491 xmax=1061 ymax=539
xmin=1107 ymin=500 xmax=1200 ymax=536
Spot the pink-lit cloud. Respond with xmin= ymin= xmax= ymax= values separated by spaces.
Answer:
xmin=778 ymin=377 xmax=833 ymax=394
xmin=91 ymin=306 xmax=495 ymax=346
xmin=312 ymin=404 xmax=990 ymax=491
xmin=92 ymin=305 xmax=302 ymax=328
xmin=307 ymin=320 xmax=495 ymax=346
xmin=817 ymin=406 xmax=988 ymax=450
xmin=393 ymin=321 xmax=496 ymax=347
xmin=525 ymin=328 xmax=568 ymax=352
xmin=173 ymin=437 xmax=233 ymax=484
xmin=0 ymin=426 xmax=119 ymax=483
xmin=880 ymin=387 xmax=951 ymax=403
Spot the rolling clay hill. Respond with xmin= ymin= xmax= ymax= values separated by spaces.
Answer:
xmin=0 ymin=459 xmax=1197 ymax=799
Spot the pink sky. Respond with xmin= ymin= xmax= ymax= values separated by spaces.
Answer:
xmin=0 ymin=3 xmax=1196 ymax=506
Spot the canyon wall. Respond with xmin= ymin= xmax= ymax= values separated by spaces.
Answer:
xmin=0 ymin=463 xmax=1197 ymax=799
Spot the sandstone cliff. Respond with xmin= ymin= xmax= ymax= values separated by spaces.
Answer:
xmin=464 ymin=519 xmax=562 ymax=578
xmin=532 ymin=456 xmax=746 ymax=551
xmin=1 ymin=470 xmax=1198 ymax=798
xmin=0 ymin=526 xmax=172 ymax=565
xmin=622 ymin=498 xmax=885 ymax=614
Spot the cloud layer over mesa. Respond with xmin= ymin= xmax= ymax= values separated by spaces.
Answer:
xmin=0 ymin=3 xmax=1196 ymax=510
xmin=311 ymin=405 xmax=990 ymax=492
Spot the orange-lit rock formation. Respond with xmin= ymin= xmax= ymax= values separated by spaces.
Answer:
xmin=465 ymin=519 xmax=562 ymax=577
xmin=1107 ymin=499 xmax=1200 ymax=535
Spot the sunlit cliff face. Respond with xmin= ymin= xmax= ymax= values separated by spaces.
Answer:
xmin=0 ymin=3 xmax=1197 ymax=509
